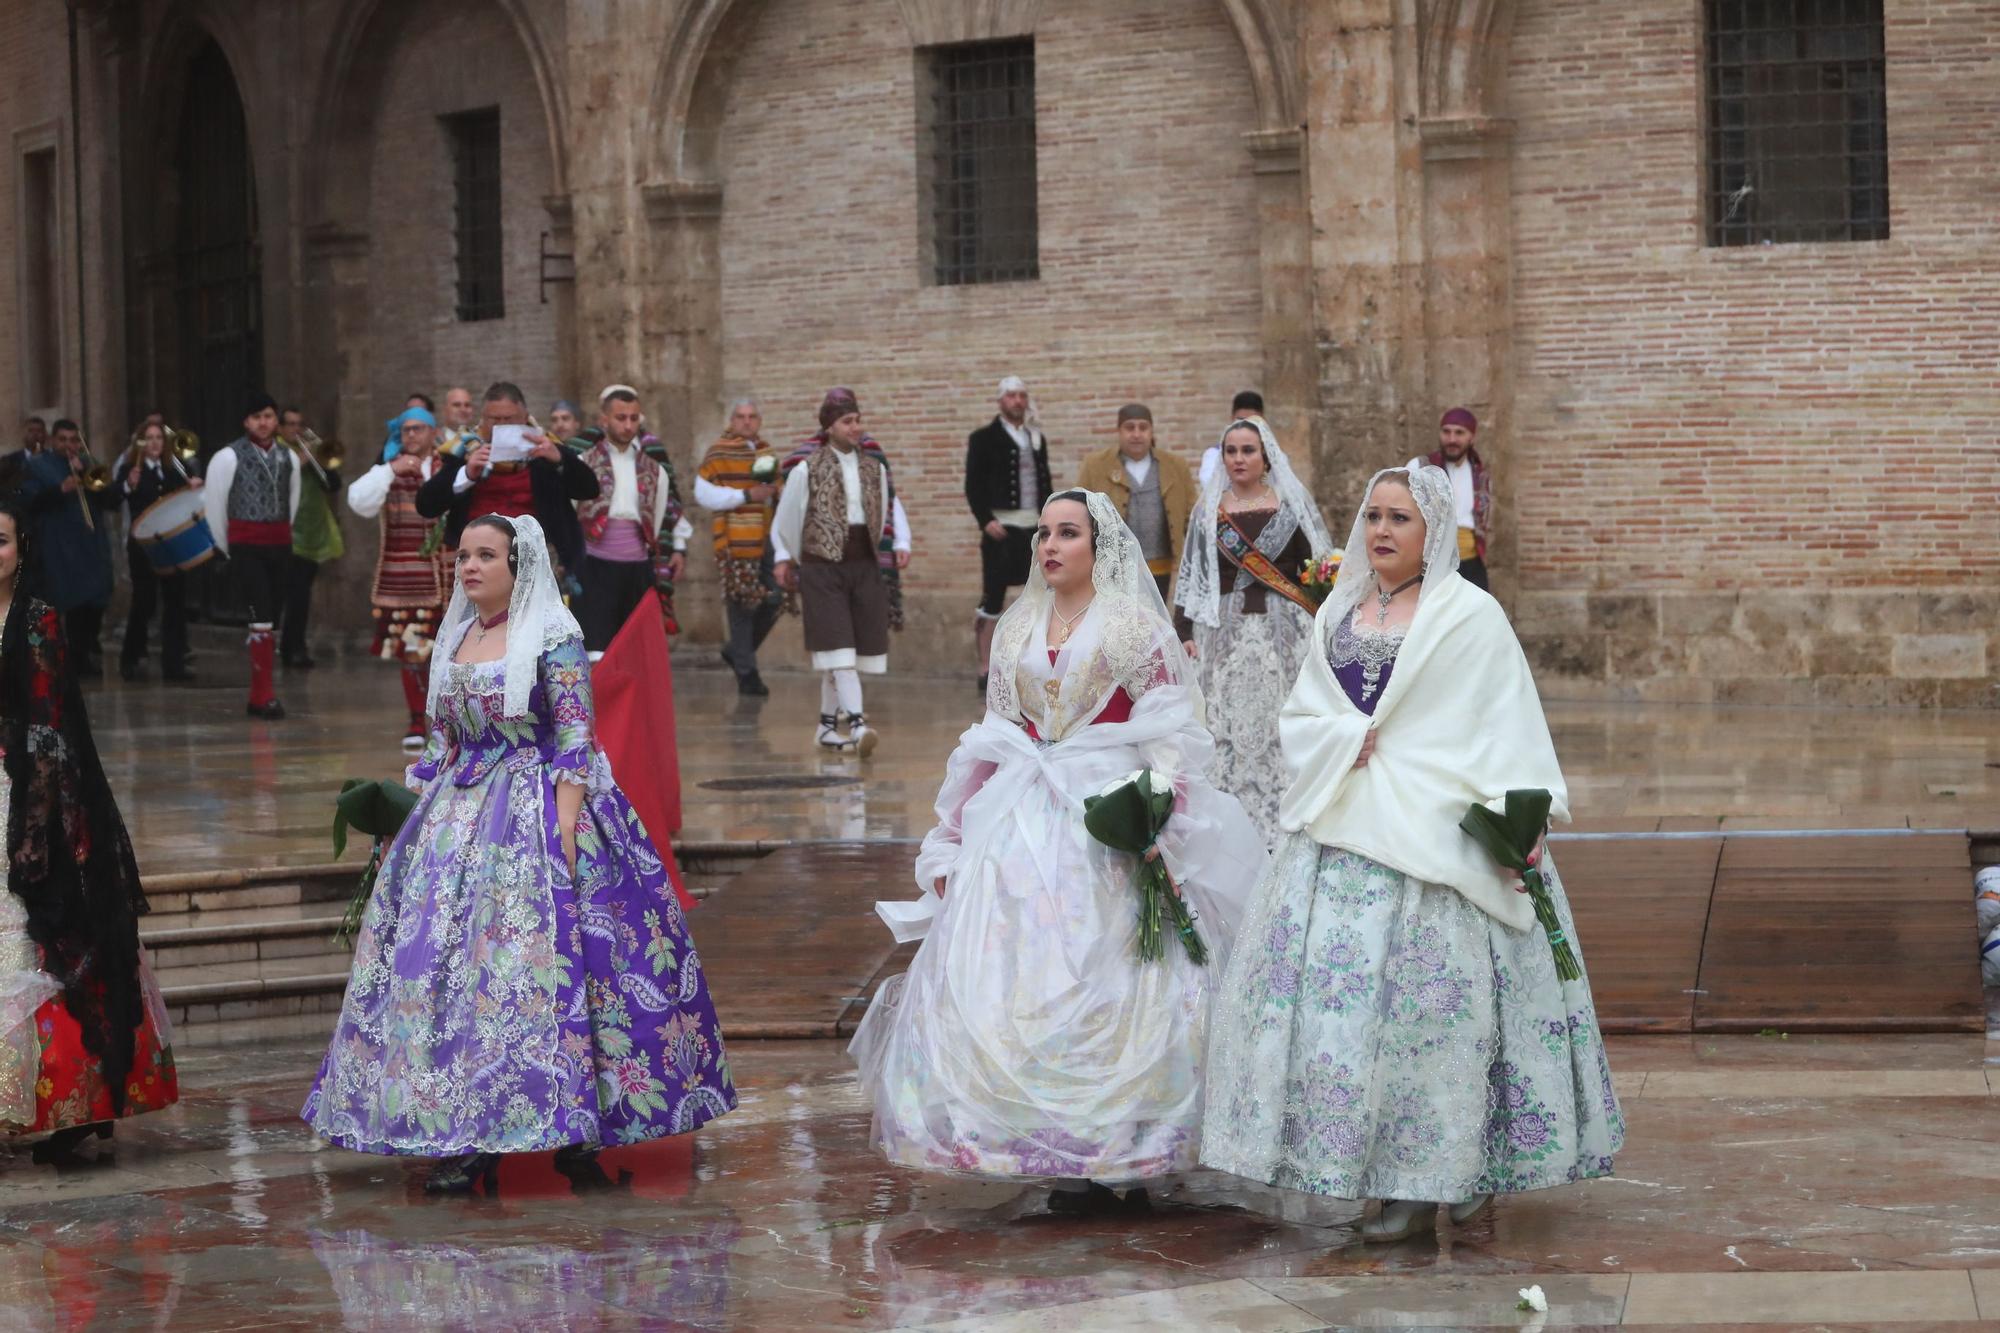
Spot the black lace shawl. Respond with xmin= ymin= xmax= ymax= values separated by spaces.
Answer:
xmin=1 ymin=597 xmax=146 ymax=1111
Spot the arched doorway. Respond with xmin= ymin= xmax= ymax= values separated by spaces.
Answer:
xmin=171 ymin=37 xmax=262 ymax=623
xmin=172 ymin=38 xmax=262 ymax=451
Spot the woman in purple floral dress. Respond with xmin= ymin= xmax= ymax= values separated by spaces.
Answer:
xmin=303 ymin=513 xmax=734 ymax=1192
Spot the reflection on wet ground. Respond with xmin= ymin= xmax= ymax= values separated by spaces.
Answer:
xmin=0 ymin=1035 xmax=1995 ymax=1329
xmin=88 ymin=659 xmax=2000 ymax=877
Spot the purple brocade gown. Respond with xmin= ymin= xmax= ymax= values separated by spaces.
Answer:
xmin=302 ymin=634 xmax=735 ymax=1155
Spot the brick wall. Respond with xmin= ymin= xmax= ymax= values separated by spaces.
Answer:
xmin=366 ymin=1 xmax=560 ymax=417
xmin=1506 ymin=0 xmax=2000 ymax=707
xmin=708 ymin=0 xmax=1262 ymax=666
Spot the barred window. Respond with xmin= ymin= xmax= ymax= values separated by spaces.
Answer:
xmin=19 ymin=146 xmax=60 ymax=410
xmin=444 ymin=108 xmax=505 ymax=320
xmin=921 ymin=38 xmax=1038 ymax=285
xmin=1705 ymin=0 xmax=1888 ymax=247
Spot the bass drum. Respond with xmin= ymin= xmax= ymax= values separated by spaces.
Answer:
xmin=130 ymin=488 xmax=218 ymax=573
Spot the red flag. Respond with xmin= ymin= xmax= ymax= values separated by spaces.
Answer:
xmin=591 ymin=593 xmax=694 ymax=909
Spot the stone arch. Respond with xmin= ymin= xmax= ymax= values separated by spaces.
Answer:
xmin=646 ymin=0 xmax=1301 ymax=184
xmin=303 ymin=0 xmax=570 ymax=234
xmin=128 ymin=4 xmax=270 ymax=266
xmin=1419 ymin=0 xmax=1515 ymax=122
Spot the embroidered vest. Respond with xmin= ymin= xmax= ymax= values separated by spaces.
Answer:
xmin=578 ymin=442 xmax=663 ymax=554
xmin=1125 ymin=459 xmax=1169 ymax=563
xmin=803 ymin=447 xmax=883 ymax=563
xmin=228 ymin=440 xmax=293 ymax=525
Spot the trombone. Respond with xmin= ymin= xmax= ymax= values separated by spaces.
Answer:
xmin=167 ymin=428 xmax=201 ymax=485
xmin=76 ymin=432 xmax=112 ymax=494
xmin=291 ymin=428 xmax=345 ymax=484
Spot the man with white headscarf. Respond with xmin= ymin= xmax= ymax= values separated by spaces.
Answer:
xmin=963 ymin=375 xmax=1052 ymax=693
xmin=574 ymin=384 xmax=692 ymax=655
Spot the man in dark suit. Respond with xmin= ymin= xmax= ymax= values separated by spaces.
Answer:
xmin=19 ymin=420 xmax=115 ymax=676
xmin=415 ymin=380 xmax=598 ymax=577
xmin=963 ymin=375 xmax=1052 ymax=693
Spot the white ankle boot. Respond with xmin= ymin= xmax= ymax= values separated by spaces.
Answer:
xmin=1360 ymin=1198 xmax=1437 ymax=1243
xmin=1448 ymin=1194 xmax=1491 ymax=1224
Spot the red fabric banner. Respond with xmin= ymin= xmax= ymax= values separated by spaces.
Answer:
xmin=591 ymin=592 xmax=693 ymax=910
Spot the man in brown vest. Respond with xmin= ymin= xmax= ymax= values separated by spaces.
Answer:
xmin=771 ymin=388 xmax=911 ymax=756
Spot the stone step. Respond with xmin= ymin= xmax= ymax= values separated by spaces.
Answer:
xmin=147 ymin=870 xmax=731 ymax=1046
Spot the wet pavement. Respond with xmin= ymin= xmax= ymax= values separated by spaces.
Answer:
xmin=83 ymin=657 xmax=2000 ymax=878
xmin=38 ymin=655 xmax=2000 ymax=1327
xmin=0 ymin=1033 xmax=1995 ymax=1330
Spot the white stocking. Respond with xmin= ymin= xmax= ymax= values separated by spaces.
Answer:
xmin=820 ymin=672 xmax=839 ymax=718
xmin=833 ymin=668 xmax=863 ymax=720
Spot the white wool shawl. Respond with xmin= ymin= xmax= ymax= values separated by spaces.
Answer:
xmin=1276 ymin=572 xmax=1568 ymax=932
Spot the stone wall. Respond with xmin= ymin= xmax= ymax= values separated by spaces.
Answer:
xmin=1505 ymin=0 xmax=2000 ymax=707
xmin=0 ymin=4 xmax=121 ymax=445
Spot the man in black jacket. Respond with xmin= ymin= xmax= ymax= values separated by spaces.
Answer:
xmin=964 ymin=375 xmax=1052 ymax=692
xmin=415 ymin=380 xmax=598 ymax=577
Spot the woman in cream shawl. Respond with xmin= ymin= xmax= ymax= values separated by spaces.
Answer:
xmin=853 ymin=490 xmax=1266 ymax=1213
xmin=1200 ymin=465 xmax=1621 ymax=1242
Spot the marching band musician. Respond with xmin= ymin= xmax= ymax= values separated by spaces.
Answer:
xmin=278 ymin=407 xmax=343 ymax=671
xmin=203 ymin=393 xmax=301 ymax=720
xmin=114 ymin=422 xmax=201 ymax=684
xmin=18 ymin=420 xmax=115 ymax=680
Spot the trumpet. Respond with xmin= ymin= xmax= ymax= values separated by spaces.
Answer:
xmin=165 ymin=427 xmax=202 ymax=484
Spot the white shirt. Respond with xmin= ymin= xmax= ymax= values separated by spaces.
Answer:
xmin=1121 ymin=454 xmax=1155 ymax=489
xmin=1446 ymin=457 xmax=1476 ymax=529
xmin=606 ymin=442 xmax=642 ymax=522
xmin=1000 ymin=418 xmax=1032 ymax=451
xmin=347 ymin=455 xmax=440 ymax=519
xmin=1198 ymin=444 xmax=1222 ymax=490
xmin=837 ymin=447 xmax=866 ymax=525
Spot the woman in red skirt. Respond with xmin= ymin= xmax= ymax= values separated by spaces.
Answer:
xmin=0 ymin=498 xmax=177 ymax=1162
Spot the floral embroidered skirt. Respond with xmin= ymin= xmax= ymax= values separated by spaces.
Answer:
xmin=1201 ymin=836 xmax=1622 ymax=1201
xmin=302 ymin=763 xmax=735 ymax=1156
xmin=0 ymin=782 xmax=178 ymax=1135
xmin=1193 ymin=596 xmax=1313 ymax=848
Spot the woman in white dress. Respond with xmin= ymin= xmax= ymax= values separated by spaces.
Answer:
xmin=1174 ymin=418 xmax=1334 ymax=846
xmin=851 ymin=490 xmax=1266 ymax=1213
xmin=1200 ymin=465 xmax=1622 ymax=1242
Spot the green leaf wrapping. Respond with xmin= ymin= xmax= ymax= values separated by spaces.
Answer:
xmin=331 ymin=779 xmax=421 ymax=951
xmin=1459 ymin=789 xmax=1579 ymax=982
xmin=1084 ymin=771 xmax=1205 ymax=966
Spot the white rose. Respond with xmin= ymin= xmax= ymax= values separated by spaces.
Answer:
xmin=1516 ymin=1285 xmax=1548 ymax=1314
xmin=1096 ymin=768 xmax=1173 ymax=801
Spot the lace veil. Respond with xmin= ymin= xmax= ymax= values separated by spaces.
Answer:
xmin=428 ymin=512 xmax=584 ymax=721
xmin=985 ymin=490 xmax=1194 ymax=740
xmin=1321 ymin=463 xmax=1461 ymax=629
xmin=1175 ymin=416 xmax=1335 ymax=630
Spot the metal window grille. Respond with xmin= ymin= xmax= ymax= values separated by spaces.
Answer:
xmin=1705 ymin=0 xmax=1888 ymax=247
xmin=445 ymin=108 xmax=505 ymax=320
xmin=925 ymin=39 xmax=1038 ymax=285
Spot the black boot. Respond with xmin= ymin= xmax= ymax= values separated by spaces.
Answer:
xmin=423 ymin=1151 xmax=501 ymax=1194
xmin=31 ymin=1121 xmax=111 ymax=1166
